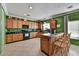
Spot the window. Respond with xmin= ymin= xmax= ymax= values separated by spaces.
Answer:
xmin=43 ymin=22 xmax=50 ymax=30
xmin=68 ymin=20 xmax=79 ymax=39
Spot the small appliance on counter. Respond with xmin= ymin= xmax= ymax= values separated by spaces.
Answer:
xmin=22 ymin=25 xmax=30 ymax=40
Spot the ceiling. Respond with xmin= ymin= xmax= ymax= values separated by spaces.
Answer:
xmin=2 ymin=3 xmax=79 ymax=21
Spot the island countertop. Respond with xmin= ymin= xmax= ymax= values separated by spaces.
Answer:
xmin=41 ymin=33 xmax=64 ymax=37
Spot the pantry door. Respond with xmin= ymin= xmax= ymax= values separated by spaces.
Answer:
xmin=0 ymin=4 xmax=5 ymax=54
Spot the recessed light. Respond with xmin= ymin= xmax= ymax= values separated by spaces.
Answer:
xmin=24 ymin=14 xmax=26 ymax=16
xmin=29 ymin=6 xmax=32 ymax=9
xmin=28 ymin=5 xmax=32 ymax=9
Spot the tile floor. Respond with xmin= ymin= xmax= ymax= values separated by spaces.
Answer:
xmin=1 ymin=38 xmax=79 ymax=56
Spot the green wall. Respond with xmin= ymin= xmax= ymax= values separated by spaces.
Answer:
xmin=54 ymin=16 xmax=64 ymax=33
xmin=43 ymin=17 xmax=64 ymax=33
xmin=68 ymin=11 xmax=79 ymax=21
xmin=0 ymin=4 xmax=5 ymax=54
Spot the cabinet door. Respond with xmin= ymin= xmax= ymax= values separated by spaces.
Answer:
xmin=28 ymin=22 xmax=30 ymax=28
xmin=32 ymin=22 xmax=35 ymax=29
xmin=36 ymin=22 xmax=38 ymax=29
xmin=6 ymin=19 xmax=13 ymax=28
xmin=30 ymin=22 xmax=32 ymax=29
xmin=13 ymin=20 xmax=18 ymax=28
xmin=50 ymin=19 xmax=57 ymax=29
xmin=22 ymin=21 xmax=26 ymax=25
xmin=25 ymin=21 xmax=29 ymax=25
xmin=13 ymin=34 xmax=18 ymax=42
xmin=17 ymin=20 xmax=22 ymax=28
xmin=38 ymin=22 xmax=43 ymax=30
xmin=6 ymin=34 xmax=13 ymax=43
xmin=30 ymin=32 xmax=33 ymax=38
xmin=41 ymin=38 xmax=49 ymax=54
xmin=29 ymin=22 xmax=32 ymax=29
xmin=35 ymin=32 xmax=38 ymax=37
xmin=34 ymin=22 xmax=35 ymax=29
xmin=17 ymin=33 xmax=23 ymax=41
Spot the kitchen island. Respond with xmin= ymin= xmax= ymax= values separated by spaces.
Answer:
xmin=40 ymin=33 xmax=70 ymax=56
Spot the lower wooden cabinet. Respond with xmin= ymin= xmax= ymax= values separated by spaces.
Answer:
xmin=6 ymin=32 xmax=39 ymax=43
xmin=17 ymin=33 xmax=23 ymax=41
xmin=30 ymin=32 xmax=38 ymax=38
xmin=6 ymin=34 xmax=13 ymax=43
xmin=36 ymin=32 xmax=44 ymax=37
xmin=40 ymin=36 xmax=53 ymax=56
xmin=13 ymin=34 xmax=18 ymax=42
xmin=41 ymin=38 xmax=49 ymax=54
xmin=6 ymin=33 xmax=23 ymax=43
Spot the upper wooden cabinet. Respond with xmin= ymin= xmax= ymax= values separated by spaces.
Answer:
xmin=29 ymin=22 xmax=39 ymax=29
xmin=6 ymin=19 xmax=13 ymax=28
xmin=17 ymin=20 xmax=23 ymax=28
xmin=50 ymin=19 xmax=57 ymax=29
xmin=13 ymin=20 xmax=18 ymax=28
xmin=28 ymin=21 xmax=32 ymax=29
xmin=6 ymin=16 xmax=40 ymax=29
xmin=25 ymin=20 xmax=29 ymax=25
xmin=22 ymin=21 xmax=26 ymax=25
xmin=37 ymin=21 xmax=43 ymax=30
xmin=36 ymin=22 xmax=39 ymax=29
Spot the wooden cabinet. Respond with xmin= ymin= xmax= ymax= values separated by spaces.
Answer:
xmin=30 ymin=32 xmax=33 ymax=38
xmin=36 ymin=32 xmax=44 ymax=37
xmin=28 ymin=21 xmax=39 ymax=29
xmin=30 ymin=32 xmax=38 ymax=38
xmin=17 ymin=33 xmax=23 ymax=41
xmin=50 ymin=19 xmax=57 ymax=29
xmin=35 ymin=22 xmax=38 ymax=29
xmin=6 ymin=33 xmax=23 ymax=43
xmin=41 ymin=37 xmax=49 ymax=54
xmin=17 ymin=20 xmax=22 ymax=28
xmin=22 ymin=20 xmax=26 ymax=25
xmin=37 ymin=21 xmax=43 ymax=30
xmin=34 ymin=32 xmax=38 ymax=37
xmin=6 ymin=16 xmax=39 ymax=44
xmin=40 ymin=35 xmax=53 ymax=56
xmin=6 ymin=19 xmax=13 ymax=28
xmin=22 ymin=20 xmax=29 ymax=25
xmin=13 ymin=34 xmax=18 ymax=42
xmin=31 ymin=22 xmax=35 ymax=29
xmin=34 ymin=22 xmax=36 ymax=29
xmin=13 ymin=20 xmax=18 ymax=28
xmin=28 ymin=22 xmax=31 ymax=29
xmin=24 ymin=21 xmax=39 ymax=29
xmin=25 ymin=21 xmax=29 ymax=25
xmin=13 ymin=33 xmax=23 ymax=41
xmin=6 ymin=34 xmax=13 ymax=43
xmin=30 ymin=22 xmax=32 ymax=29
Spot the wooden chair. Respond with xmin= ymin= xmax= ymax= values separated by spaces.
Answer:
xmin=53 ymin=34 xmax=71 ymax=56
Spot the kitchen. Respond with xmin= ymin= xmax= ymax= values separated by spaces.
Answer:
xmin=0 ymin=3 xmax=79 ymax=56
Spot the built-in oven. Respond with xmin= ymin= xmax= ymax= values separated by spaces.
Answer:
xmin=22 ymin=25 xmax=30 ymax=40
